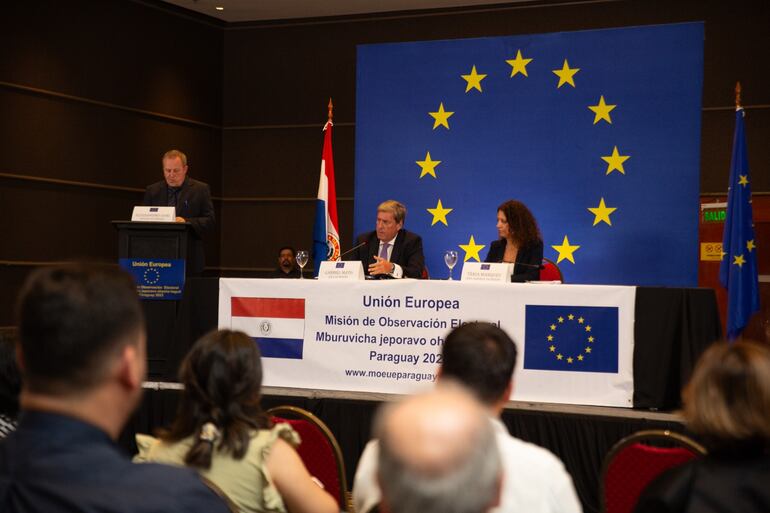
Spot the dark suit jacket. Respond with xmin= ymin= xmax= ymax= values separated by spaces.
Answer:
xmin=142 ymin=177 xmax=215 ymax=274
xmin=485 ymin=239 xmax=544 ymax=282
xmin=345 ymin=229 xmax=425 ymax=279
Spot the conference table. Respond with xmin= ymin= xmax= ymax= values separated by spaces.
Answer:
xmin=131 ymin=277 xmax=720 ymax=513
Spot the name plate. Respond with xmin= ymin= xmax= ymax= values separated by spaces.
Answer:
xmin=319 ymin=261 xmax=365 ymax=281
xmin=461 ymin=262 xmax=513 ymax=282
xmin=131 ymin=206 xmax=176 ymax=222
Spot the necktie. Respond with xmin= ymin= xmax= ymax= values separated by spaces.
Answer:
xmin=379 ymin=242 xmax=390 ymax=260
xmin=167 ymin=187 xmax=179 ymax=207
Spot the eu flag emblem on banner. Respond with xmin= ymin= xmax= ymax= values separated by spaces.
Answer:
xmin=524 ymin=305 xmax=618 ymax=373
xmin=719 ymin=107 xmax=760 ymax=339
xmin=230 ymin=297 xmax=306 ymax=359
xmin=355 ymin=23 xmax=703 ymax=286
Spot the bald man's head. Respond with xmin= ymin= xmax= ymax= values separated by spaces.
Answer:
xmin=375 ymin=385 xmax=501 ymax=513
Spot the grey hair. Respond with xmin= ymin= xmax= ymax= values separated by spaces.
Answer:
xmin=376 ymin=405 xmax=501 ymax=513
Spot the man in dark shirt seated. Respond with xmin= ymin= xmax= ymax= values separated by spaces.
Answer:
xmin=0 ymin=264 xmax=229 ymax=513
xmin=268 ymin=246 xmax=302 ymax=279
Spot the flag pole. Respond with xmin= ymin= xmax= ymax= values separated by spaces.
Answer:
xmin=328 ymin=98 xmax=334 ymax=122
xmin=735 ymin=81 xmax=741 ymax=109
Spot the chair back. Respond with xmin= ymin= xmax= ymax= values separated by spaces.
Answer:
xmin=267 ymin=405 xmax=354 ymax=512
xmin=539 ymin=257 xmax=563 ymax=282
xmin=600 ymin=429 xmax=706 ymax=513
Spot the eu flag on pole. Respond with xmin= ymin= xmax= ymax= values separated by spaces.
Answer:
xmin=523 ymin=305 xmax=619 ymax=373
xmin=719 ymin=106 xmax=759 ymax=339
xmin=313 ymin=103 xmax=341 ymax=276
xmin=354 ymin=23 xmax=703 ymax=286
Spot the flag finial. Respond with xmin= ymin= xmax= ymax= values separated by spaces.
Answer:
xmin=328 ymin=98 xmax=334 ymax=122
xmin=735 ymin=82 xmax=742 ymax=109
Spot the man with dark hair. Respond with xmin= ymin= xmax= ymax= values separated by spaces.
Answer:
xmin=354 ymin=322 xmax=582 ymax=513
xmin=0 ymin=264 xmax=229 ymax=513
xmin=268 ymin=246 xmax=302 ymax=278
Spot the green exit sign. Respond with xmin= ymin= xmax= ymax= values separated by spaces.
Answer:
xmin=703 ymin=209 xmax=726 ymax=223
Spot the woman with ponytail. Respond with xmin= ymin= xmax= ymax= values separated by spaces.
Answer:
xmin=134 ymin=329 xmax=337 ymax=513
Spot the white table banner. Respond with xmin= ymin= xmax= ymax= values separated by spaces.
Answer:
xmin=218 ymin=279 xmax=636 ymax=407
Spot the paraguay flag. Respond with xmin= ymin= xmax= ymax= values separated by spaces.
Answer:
xmin=230 ymin=297 xmax=305 ymax=359
xmin=313 ymin=110 xmax=341 ymax=276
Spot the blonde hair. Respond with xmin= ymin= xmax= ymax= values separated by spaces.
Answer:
xmin=378 ymin=200 xmax=406 ymax=224
xmin=162 ymin=149 xmax=187 ymax=167
xmin=683 ymin=340 xmax=770 ymax=447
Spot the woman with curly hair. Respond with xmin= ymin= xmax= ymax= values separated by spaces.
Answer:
xmin=134 ymin=330 xmax=337 ymax=513
xmin=485 ymin=200 xmax=544 ymax=282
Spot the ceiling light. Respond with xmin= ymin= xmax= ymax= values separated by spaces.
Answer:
xmin=215 ymin=6 xmax=224 ymax=10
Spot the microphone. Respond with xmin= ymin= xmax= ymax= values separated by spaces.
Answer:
xmin=511 ymin=261 xmax=545 ymax=270
xmin=336 ymin=240 xmax=368 ymax=261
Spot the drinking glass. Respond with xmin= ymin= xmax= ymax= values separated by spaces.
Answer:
xmin=296 ymin=250 xmax=309 ymax=279
xmin=444 ymin=250 xmax=458 ymax=280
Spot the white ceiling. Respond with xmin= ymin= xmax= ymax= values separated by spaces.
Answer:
xmin=159 ymin=0 xmax=529 ymax=23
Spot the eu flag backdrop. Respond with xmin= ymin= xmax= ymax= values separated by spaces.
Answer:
xmin=354 ymin=23 xmax=703 ymax=285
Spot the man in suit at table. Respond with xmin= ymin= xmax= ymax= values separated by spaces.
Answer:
xmin=345 ymin=200 xmax=425 ymax=279
xmin=143 ymin=149 xmax=215 ymax=274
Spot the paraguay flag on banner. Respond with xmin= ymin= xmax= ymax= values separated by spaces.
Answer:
xmin=524 ymin=305 xmax=619 ymax=373
xmin=230 ymin=297 xmax=305 ymax=359
xmin=312 ymin=113 xmax=341 ymax=276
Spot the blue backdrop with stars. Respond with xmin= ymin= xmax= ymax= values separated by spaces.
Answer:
xmin=353 ymin=22 xmax=703 ymax=285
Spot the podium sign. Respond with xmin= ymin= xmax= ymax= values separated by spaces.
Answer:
xmin=119 ymin=258 xmax=185 ymax=300
xmin=131 ymin=206 xmax=176 ymax=222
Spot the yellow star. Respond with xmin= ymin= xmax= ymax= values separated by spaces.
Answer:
xmin=578 ymin=317 xmax=584 ymax=324
xmin=556 ymin=353 xmax=563 ymax=360
xmin=568 ymin=314 xmax=574 ymax=320
xmin=567 ymin=357 xmax=574 ymax=364
xmin=416 ymin=151 xmax=441 ymax=178
xmin=506 ymin=50 xmax=533 ymax=77
xmin=588 ymin=198 xmax=617 ymax=226
xmin=429 ymin=102 xmax=454 ymax=130
xmin=601 ymin=146 xmax=630 ymax=175
xmin=459 ymin=235 xmax=485 ymax=262
xmin=585 ymin=347 xmax=592 ymax=353
xmin=733 ymin=254 xmax=746 ymax=267
xmin=461 ymin=65 xmax=487 ymax=93
xmin=577 ymin=354 xmax=584 ymax=361
xmin=738 ymin=175 xmax=749 ymax=187
xmin=558 ymin=317 xmax=564 ymax=323
xmin=552 ymin=59 xmax=580 ymax=88
xmin=588 ymin=95 xmax=616 ymax=124
xmin=426 ymin=199 xmax=453 ymax=226
xmin=551 ymin=235 xmax=580 ymax=264
xmin=549 ymin=345 xmax=556 ymax=352
xmin=747 ymin=240 xmax=756 ymax=252
xmin=547 ymin=334 xmax=554 ymax=341
xmin=585 ymin=325 xmax=592 ymax=332
xmin=550 ymin=324 xmax=557 ymax=331
xmin=588 ymin=336 xmax=594 ymax=342
xmin=720 ymin=249 xmax=727 ymax=260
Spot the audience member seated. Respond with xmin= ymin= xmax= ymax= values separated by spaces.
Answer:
xmin=634 ymin=340 xmax=770 ymax=513
xmin=134 ymin=329 xmax=338 ymax=513
xmin=0 ymin=264 xmax=229 ymax=513
xmin=354 ymin=322 xmax=582 ymax=513
xmin=375 ymin=385 xmax=502 ymax=513
xmin=268 ymin=246 xmax=302 ymax=279
xmin=0 ymin=329 xmax=21 ymax=438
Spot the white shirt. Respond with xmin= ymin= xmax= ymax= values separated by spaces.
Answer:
xmin=377 ymin=236 xmax=403 ymax=279
xmin=352 ymin=417 xmax=582 ymax=513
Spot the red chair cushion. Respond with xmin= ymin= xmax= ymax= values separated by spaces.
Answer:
xmin=272 ymin=417 xmax=343 ymax=508
xmin=603 ymin=443 xmax=698 ymax=513
xmin=539 ymin=262 xmax=561 ymax=281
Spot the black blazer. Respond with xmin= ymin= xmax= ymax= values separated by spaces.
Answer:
xmin=345 ymin=229 xmax=425 ymax=279
xmin=485 ymin=238 xmax=543 ymax=282
xmin=142 ymin=177 xmax=215 ymax=274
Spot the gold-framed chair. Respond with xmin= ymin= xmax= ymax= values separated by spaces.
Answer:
xmin=267 ymin=405 xmax=354 ymax=513
xmin=600 ymin=429 xmax=706 ymax=513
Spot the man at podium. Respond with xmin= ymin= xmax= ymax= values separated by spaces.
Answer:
xmin=143 ymin=149 xmax=215 ymax=274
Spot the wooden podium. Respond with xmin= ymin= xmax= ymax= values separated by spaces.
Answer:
xmin=112 ymin=221 xmax=196 ymax=379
